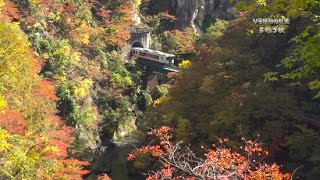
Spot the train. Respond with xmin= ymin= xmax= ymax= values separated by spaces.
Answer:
xmin=131 ymin=47 xmax=175 ymax=65
xmin=130 ymin=47 xmax=179 ymax=72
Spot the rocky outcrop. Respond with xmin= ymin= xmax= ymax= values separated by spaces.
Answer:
xmin=171 ymin=0 xmax=235 ymax=33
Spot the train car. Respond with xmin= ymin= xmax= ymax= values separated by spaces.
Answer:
xmin=131 ymin=47 xmax=175 ymax=65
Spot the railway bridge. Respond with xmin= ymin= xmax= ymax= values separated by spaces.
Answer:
xmin=123 ymin=26 xmax=178 ymax=91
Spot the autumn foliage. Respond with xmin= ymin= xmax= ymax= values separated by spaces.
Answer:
xmin=0 ymin=13 xmax=89 ymax=179
xmin=128 ymin=126 xmax=291 ymax=179
xmin=163 ymin=28 xmax=196 ymax=55
xmin=0 ymin=0 xmax=19 ymax=22
xmin=97 ymin=3 xmax=134 ymax=46
xmin=0 ymin=109 xmax=27 ymax=135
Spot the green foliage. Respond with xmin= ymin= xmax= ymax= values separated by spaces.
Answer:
xmin=264 ymin=72 xmax=279 ymax=82
xmin=155 ymin=84 xmax=169 ymax=97
xmin=111 ymin=73 xmax=134 ymax=88
xmin=176 ymin=118 xmax=195 ymax=142
xmin=149 ymin=34 xmax=162 ymax=50
xmin=282 ymin=26 xmax=320 ymax=98
xmin=148 ymin=6 xmax=320 ymax=178
xmin=69 ymin=105 xmax=97 ymax=127
xmin=286 ymin=126 xmax=320 ymax=178
xmin=49 ymin=40 xmax=81 ymax=77
xmin=239 ymin=0 xmax=320 ymax=98
xmin=200 ymin=19 xmax=229 ymax=43
xmin=13 ymin=0 xmax=147 ymax=160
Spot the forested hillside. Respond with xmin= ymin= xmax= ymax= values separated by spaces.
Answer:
xmin=132 ymin=0 xmax=320 ymax=179
xmin=0 ymin=0 xmax=146 ymax=179
xmin=0 ymin=0 xmax=319 ymax=179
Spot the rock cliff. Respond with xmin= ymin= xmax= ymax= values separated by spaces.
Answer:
xmin=171 ymin=0 xmax=235 ymax=33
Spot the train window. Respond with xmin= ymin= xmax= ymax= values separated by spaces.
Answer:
xmin=139 ymin=52 xmax=146 ymax=56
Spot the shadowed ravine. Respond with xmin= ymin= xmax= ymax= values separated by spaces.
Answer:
xmin=87 ymin=137 xmax=145 ymax=180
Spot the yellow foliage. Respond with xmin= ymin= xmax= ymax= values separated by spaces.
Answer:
xmin=70 ymin=51 xmax=81 ymax=66
xmin=0 ymin=94 xmax=7 ymax=110
xmin=0 ymin=22 xmax=37 ymax=102
xmin=72 ymin=22 xmax=100 ymax=45
xmin=57 ymin=75 xmax=67 ymax=82
xmin=0 ymin=128 xmax=11 ymax=151
xmin=154 ymin=96 xmax=170 ymax=106
xmin=0 ymin=22 xmax=57 ymax=133
xmin=0 ymin=131 xmax=56 ymax=179
xmin=28 ymin=0 xmax=40 ymax=6
xmin=134 ymin=0 xmax=142 ymax=8
xmin=74 ymin=79 xmax=94 ymax=98
xmin=48 ymin=11 xmax=61 ymax=22
xmin=0 ymin=0 xmax=4 ymax=9
xmin=80 ymin=33 xmax=90 ymax=45
xmin=256 ymin=0 xmax=267 ymax=6
xmin=78 ymin=23 xmax=90 ymax=44
xmin=179 ymin=60 xmax=192 ymax=69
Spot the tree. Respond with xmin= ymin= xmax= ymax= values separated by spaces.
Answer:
xmin=0 ymin=20 xmax=89 ymax=179
xmin=149 ymin=8 xmax=320 ymax=178
xmin=162 ymin=28 xmax=197 ymax=55
xmin=176 ymin=118 xmax=195 ymax=143
xmin=128 ymin=126 xmax=291 ymax=180
xmin=239 ymin=0 xmax=320 ymax=99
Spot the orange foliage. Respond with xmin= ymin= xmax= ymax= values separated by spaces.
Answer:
xmin=101 ymin=3 xmax=134 ymax=46
xmin=0 ymin=109 xmax=27 ymax=135
xmin=0 ymin=19 xmax=90 ymax=178
xmin=128 ymin=126 xmax=291 ymax=180
xmin=0 ymin=0 xmax=20 ymax=22
xmin=159 ymin=11 xmax=177 ymax=21
xmin=46 ymin=117 xmax=75 ymax=157
xmin=46 ymin=117 xmax=90 ymax=178
xmin=55 ymin=158 xmax=90 ymax=179
xmin=97 ymin=9 xmax=112 ymax=18
xmin=64 ymin=5 xmax=77 ymax=12
xmin=34 ymin=80 xmax=58 ymax=101
xmin=54 ymin=167 xmax=90 ymax=180
xmin=29 ymin=49 xmax=43 ymax=74
xmin=59 ymin=158 xmax=90 ymax=166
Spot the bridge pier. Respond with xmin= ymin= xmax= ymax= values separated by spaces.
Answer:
xmin=147 ymin=74 xmax=159 ymax=92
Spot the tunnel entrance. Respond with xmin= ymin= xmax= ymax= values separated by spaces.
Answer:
xmin=132 ymin=41 xmax=144 ymax=48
